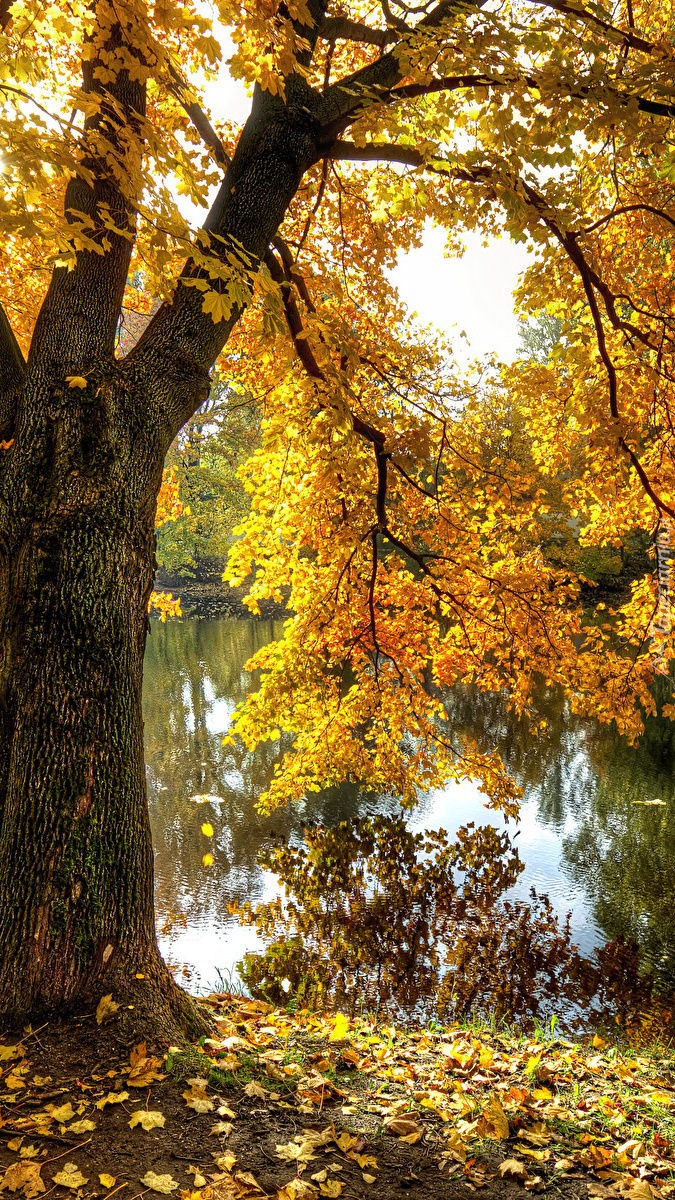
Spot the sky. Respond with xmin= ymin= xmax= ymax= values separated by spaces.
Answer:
xmin=203 ymin=60 xmax=532 ymax=365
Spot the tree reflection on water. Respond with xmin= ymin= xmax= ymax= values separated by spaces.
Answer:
xmin=235 ymin=814 xmax=660 ymax=1030
xmin=143 ymin=619 xmax=675 ymax=1030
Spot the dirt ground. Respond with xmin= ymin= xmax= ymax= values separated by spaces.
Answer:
xmin=0 ymin=993 xmax=670 ymax=1200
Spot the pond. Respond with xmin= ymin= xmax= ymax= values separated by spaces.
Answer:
xmin=143 ymin=616 xmax=675 ymax=1031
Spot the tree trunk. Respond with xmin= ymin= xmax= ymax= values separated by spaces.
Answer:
xmin=0 ymin=366 xmax=207 ymax=1038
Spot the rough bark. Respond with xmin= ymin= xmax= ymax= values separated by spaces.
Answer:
xmin=0 ymin=361 xmax=208 ymax=1038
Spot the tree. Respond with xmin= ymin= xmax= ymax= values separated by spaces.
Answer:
xmin=1 ymin=0 xmax=675 ymax=1034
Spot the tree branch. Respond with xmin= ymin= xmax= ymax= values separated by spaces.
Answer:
xmin=29 ymin=18 xmax=147 ymax=371
xmin=167 ymin=64 xmax=230 ymax=168
xmin=317 ymin=16 xmax=398 ymax=46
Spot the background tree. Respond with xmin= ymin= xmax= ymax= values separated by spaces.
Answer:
xmin=1 ymin=0 xmax=675 ymax=1035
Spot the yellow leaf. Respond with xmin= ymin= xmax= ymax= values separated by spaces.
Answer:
xmin=44 ymin=1103 xmax=75 ymax=1123
xmin=201 ymin=823 xmax=214 ymax=837
xmin=129 ymin=1111 xmax=165 ymax=1131
xmin=328 ymin=1014 xmax=350 ymax=1042
xmin=0 ymin=1162 xmax=45 ymax=1198
xmin=182 ymin=1085 xmax=214 ymax=1113
xmin=96 ymin=995 xmax=121 ymax=1025
xmin=95 ymin=1091 xmax=130 ymax=1110
xmin=65 ymin=376 xmax=88 ymax=388
xmin=203 ymin=854 xmax=214 ymax=867
xmin=52 ymin=1164 xmax=89 ymax=1189
xmin=140 ymin=1173 xmax=179 ymax=1194
xmin=65 ymin=1119 xmax=96 ymax=1133
xmin=99 ymin=1176 xmax=117 ymax=1188
xmin=319 ymin=1183 xmax=342 ymax=1198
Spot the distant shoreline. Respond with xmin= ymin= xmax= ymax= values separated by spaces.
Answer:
xmin=153 ymin=574 xmax=291 ymax=621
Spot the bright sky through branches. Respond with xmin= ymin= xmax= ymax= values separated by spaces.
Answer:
xmin=207 ymin=58 xmax=529 ymax=365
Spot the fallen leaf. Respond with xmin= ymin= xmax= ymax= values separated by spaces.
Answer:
xmin=328 ymin=1015 xmax=350 ymax=1043
xmin=483 ymin=1096 xmax=509 ymax=1140
xmin=210 ymin=1122 xmax=233 ymax=1137
xmin=617 ymin=1141 xmax=647 ymax=1161
xmin=499 ymin=1159 xmax=531 ymax=1183
xmin=311 ymin=1172 xmax=328 ymax=1184
xmin=65 ymin=376 xmax=87 ymax=389
xmin=140 ymin=1173 xmax=179 ymax=1194
xmin=362 ymin=1176 xmax=376 ymax=1185
xmin=628 ymin=1185 xmax=658 ymax=1200
xmin=217 ymin=1105 xmax=236 ymax=1119
xmin=0 ymin=1163 xmax=45 ymax=1198
xmin=65 ymin=1119 xmax=96 ymax=1134
xmin=334 ymin=1133 xmax=358 ymax=1153
xmin=129 ymin=1111 xmax=165 ymax=1131
xmin=186 ymin=1167 xmax=206 ymax=1188
xmin=96 ymin=1091 xmax=130 ymax=1110
xmin=128 ymin=1057 xmax=164 ymax=1087
xmin=275 ymin=1139 xmax=316 ymax=1165
xmin=95 ymin=995 xmax=121 ymax=1025
xmin=4 ymin=1075 xmax=26 ymax=1090
xmin=31 ymin=1077 xmax=51 ymax=1087
xmin=233 ymin=1173 xmax=262 ymax=1191
xmin=130 ymin=1043 xmax=147 ymax=1067
xmin=242 ymin=1081 xmax=266 ymax=1100
xmin=183 ymin=1085 xmax=214 ymax=1113
xmin=445 ymin=1130 xmax=468 ymax=1163
xmin=99 ymin=1176 xmax=117 ymax=1188
xmin=319 ymin=1183 xmax=342 ymax=1198
xmin=201 ymin=823 xmax=214 ymax=837
xmin=44 ymin=1103 xmax=75 ymax=1123
xmin=384 ymin=1116 xmax=422 ymax=1138
xmin=52 ymin=1163 xmax=89 ymax=1190
xmin=0 ymin=1047 xmax=21 ymax=1062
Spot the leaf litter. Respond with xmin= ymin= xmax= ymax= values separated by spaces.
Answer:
xmin=2 ymin=996 xmax=675 ymax=1200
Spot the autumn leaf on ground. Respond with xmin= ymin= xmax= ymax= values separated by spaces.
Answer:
xmin=96 ymin=1091 xmax=130 ymax=1110
xmin=328 ymin=1014 xmax=350 ymax=1042
xmin=65 ymin=1119 xmax=96 ymax=1134
xmin=128 ymin=1056 xmax=164 ymax=1086
xmin=140 ymin=1173 xmax=179 ymax=1194
xmin=182 ymin=1084 xmax=214 ymax=1113
xmin=95 ymin=995 xmax=121 ymax=1025
xmin=242 ymin=1081 xmax=266 ymax=1100
xmin=275 ymin=1139 xmax=316 ymax=1164
xmin=129 ymin=1111 xmax=165 ymax=1131
xmin=209 ymin=1121 xmax=232 ymax=1137
xmin=44 ymin=1102 xmax=75 ymax=1123
xmin=483 ymin=1096 xmax=510 ymax=1140
xmin=216 ymin=1104 xmax=236 ymax=1119
xmin=186 ymin=1166 xmax=206 ymax=1188
xmin=99 ymin=1176 xmax=117 ymax=1188
xmin=52 ymin=1163 xmax=89 ymax=1189
xmin=499 ymin=1159 xmax=531 ymax=1183
xmin=384 ymin=1116 xmax=422 ymax=1140
xmin=0 ymin=1047 xmax=22 ymax=1062
xmin=319 ymin=1182 xmax=342 ymax=1198
xmin=65 ymin=376 xmax=87 ymax=389
xmin=0 ymin=1162 xmax=45 ymax=1198
xmin=130 ymin=1043 xmax=146 ymax=1067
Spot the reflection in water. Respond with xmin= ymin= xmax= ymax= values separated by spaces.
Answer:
xmin=236 ymin=816 xmax=655 ymax=1028
xmin=143 ymin=619 xmax=675 ymax=1024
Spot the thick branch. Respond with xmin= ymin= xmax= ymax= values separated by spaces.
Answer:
xmin=318 ymin=16 xmax=398 ymax=46
xmin=29 ymin=22 xmax=147 ymax=372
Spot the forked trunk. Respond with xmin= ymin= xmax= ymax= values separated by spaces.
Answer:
xmin=0 ymin=368 xmax=206 ymax=1037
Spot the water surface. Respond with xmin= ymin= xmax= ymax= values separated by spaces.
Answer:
xmin=143 ymin=618 xmax=675 ymax=1020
